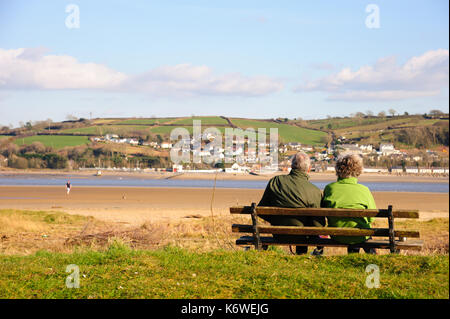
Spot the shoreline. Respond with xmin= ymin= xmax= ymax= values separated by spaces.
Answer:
xmin=1 ymin=168 xmax=449 ymax=183
xmin=0 ymin=185 xmax=450 ymax=195
xmin=0 ymin=186 xmax=447 ymax=225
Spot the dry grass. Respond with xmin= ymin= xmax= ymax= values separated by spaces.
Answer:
xmin=0 ymin=214 xmax=47 ymax=234
xmin=0 ymin=209 xmax=448 ymax=256
xmin=0 ymin=209 xmax=105 ymax=255
xmin=64 ymin=215 xmax=250 ymax=252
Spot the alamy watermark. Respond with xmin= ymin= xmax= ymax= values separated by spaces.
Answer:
xmin=65 ymin=4 xmax=80 ymax=29
xmin=365 ymin=4 xmax=380 ymax=29
xmin=365 ymin=264 xmax=380 ymax=288
xmin=170 ymin=120 xmax=279 ymax=168
xmin=65 ymin=264 xmax=80 ymax=288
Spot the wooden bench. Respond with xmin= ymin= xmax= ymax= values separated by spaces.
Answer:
xmin=230 ymin=203 xmax=423 ymax=253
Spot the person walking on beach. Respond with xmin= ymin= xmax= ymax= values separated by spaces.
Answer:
xmin=66 ymin=180 xmax=71 ymax=195
xmin=258 ymin=151 xmax=325 ymax=255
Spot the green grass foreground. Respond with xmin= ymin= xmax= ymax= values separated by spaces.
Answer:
xmin=0 ymin=244 xmax=448 ymax=299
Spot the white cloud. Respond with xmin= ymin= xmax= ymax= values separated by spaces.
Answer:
xmin=124 ymin=64 xmax=283 ymax=97
xmin=295 ymin=49 xmax=449 ymax=101
xmin=0 ymin=48 xmax=282 ymax=97
xmin=0 ymin=48 xmax=126 ymax=90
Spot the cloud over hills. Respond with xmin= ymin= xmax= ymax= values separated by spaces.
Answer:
xmin=0 ymin=48 xmax=283 ymax=97
xmin=295 ymin=49 xmax=449 ymax=101
xmin=1 ymin=48 xmax=448 ymax=102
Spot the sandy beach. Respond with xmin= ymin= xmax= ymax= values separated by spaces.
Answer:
xmin=0 ymin=186 xmax=447 ymax=225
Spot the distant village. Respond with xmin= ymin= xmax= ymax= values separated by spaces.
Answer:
xmin=88 ymin=132 xmax=449 ymax=176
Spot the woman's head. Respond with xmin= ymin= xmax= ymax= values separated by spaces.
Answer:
xmin=335 ymin=154 xmax=363 ymax=179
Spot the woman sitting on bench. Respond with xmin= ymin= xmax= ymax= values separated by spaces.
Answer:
xmin=321 ymin=154 xmax=377 ymax=254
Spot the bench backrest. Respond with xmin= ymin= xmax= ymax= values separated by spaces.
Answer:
xmin=230 ymin=203 xmax=420 ymax=252
xmin=230 ymin=206 xmax=419 ymax=218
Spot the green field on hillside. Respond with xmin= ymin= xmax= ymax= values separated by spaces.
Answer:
xmin=115 ymin=118 xmax=175 ymax=125
xmin=230 ymin=118 xmax=328 ymax=145
xmin=307 ymin=116 xmax=444 ymax=132
xmin=55 ymin=118 xmax=328 ymax=145
xmin=13 ymin=135 xmax=91 ymax=149
xmin=170 ymin=116 xmax=229 ymax=125
xmin=149 ymin=125 xmax=227 ymax=135
xmin=307 ymin=117 xmax=387 ymax=130
xmin=23 ymin=116 xmax=446 ymax=148
xmin=0 ymin=245 xmax=447 ymax=299
xmin=60 ymin=125 xmax=148 ymax=135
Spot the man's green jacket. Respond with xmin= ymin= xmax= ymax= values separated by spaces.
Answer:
xmin=321 ymin=177 xmax=376 ymax=244
xmin=258 ymin=169 xmax=322 ymax=209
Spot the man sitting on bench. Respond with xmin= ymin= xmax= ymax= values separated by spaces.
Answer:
xmin=258 ymin=151 xmax=325 ymax=255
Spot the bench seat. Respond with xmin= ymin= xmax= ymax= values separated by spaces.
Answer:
xmin=235 ymin=236 xmax=423 ymax=251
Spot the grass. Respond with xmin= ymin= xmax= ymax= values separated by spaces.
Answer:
xmin=50 ymin=117 xmax=328 ymax=145
xmin=170 ymin=116 xmax=229 ymax=125
xmin=230 ymin=118 xmax=328 ymax=145
xmin=13 ymin=135 xmax=91 ymax=149
xmin=0 ymin=209 xmax=89 ymax=234
xmin=115 ymin=118 xmax=175 ymax=125
xmin=306 ymin=116 xmax=442 ymax=132
xmin=0 ymin=209 xmax=101 ymax=255
xmin=0 ymin=209 xmax=448 ymax=298
xmin=307 ymin=117 xmax=387 ymax=130
xmin=0 ymin=244 xmax=447 ymax=298
xmin=149 ymin=125 xmax=228 ymax=135
xmin=60 ymin=125 xmax=146 ymax=135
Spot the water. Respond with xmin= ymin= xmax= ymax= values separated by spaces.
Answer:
xmin=0 ymin=175 xmax=448 ymax=193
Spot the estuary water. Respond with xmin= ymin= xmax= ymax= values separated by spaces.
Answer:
xmin=0 ymin=175 xmax=448 ymax=193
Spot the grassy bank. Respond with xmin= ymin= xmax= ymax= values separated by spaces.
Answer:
xmin=0 ymin=244 xmax=448 ymax=299
xmin=0 ymin=209 xmax=448 ymax=299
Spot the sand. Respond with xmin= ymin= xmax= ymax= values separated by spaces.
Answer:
xmin=0 ymin=186 xmax=447 ymax=226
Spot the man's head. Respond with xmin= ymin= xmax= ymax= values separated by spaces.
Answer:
xmin=291 ymin=152 xmax=311 ymax=173
xmin=335 ymin=154 xmax=363 ymax=179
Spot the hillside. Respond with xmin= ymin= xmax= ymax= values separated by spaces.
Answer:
xmin=2 ymin=116 xmax=330 ymax=148
xmin=298 ymin=115 xmax=449 ymax=149
xmin=0 ymin=113 xmax=448 ymax=171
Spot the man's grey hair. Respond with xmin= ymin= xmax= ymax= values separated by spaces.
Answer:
xmin=291 ymin=152 xmax=311 ymax=172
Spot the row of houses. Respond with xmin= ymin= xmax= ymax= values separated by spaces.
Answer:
xmin=335 ymin=143 xmax=401 ymax=156
xmin=93 ymin=134 xmax=175 ymax=149
xmin=93 ymin=134 xmax=139 ymax=145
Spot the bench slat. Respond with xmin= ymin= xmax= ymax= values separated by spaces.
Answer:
xmin=230 ymin=206 xmax=419 ymax=218
xmin=235 ymin=236 xmax=423 ymax=251
xmin=232 ymin=224 xmax=420 ymax=238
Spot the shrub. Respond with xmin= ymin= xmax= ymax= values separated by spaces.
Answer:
xmin=8 ymin=155 xmax=28 ymax=169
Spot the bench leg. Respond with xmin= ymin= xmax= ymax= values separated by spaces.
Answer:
xmin=295 ymin=246 xmax=308 ymax=255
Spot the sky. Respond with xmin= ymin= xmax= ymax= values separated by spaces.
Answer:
xmin=0 ymin=0 xmax=448 ymax=126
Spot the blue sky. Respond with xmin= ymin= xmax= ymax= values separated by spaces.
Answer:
xmin=0 ymin=0 xmax=448 ymax=126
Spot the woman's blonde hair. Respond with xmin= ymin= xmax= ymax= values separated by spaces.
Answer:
xmin=335 ymin=154 xmax=363 ymax=179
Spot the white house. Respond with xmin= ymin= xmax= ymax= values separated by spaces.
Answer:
xmin=172 ymin=164 xmax=183 ymax=172
xmin=405 ymin=167 xmax=419 ymax=174
xmin=105 ymin=134 xmax=119 ymax=140
xmin=359 ymin=145 xmax=373 ymax=153
xmin=337 ymin=144 xmax=362 ymax=155
xmin=380 ymin=143 xmax=395 ymax=155
xmin=225 ymin=163 xmax=248 ymax=173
